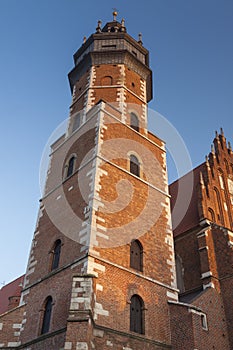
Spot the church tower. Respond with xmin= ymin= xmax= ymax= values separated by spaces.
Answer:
xmin=1 ymin=14 xmax=177 ymax=350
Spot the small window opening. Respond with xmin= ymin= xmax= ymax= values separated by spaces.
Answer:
xmin=130 ymin=240 xmax=143 ymax=271
xmin=130 ymin=113 xmax=139 ymax=132
xmin=102 ymin=44 xmax=117 ymax=48
xmin=201 ymin=314 xmax=208 ymax=330
xmin=51 ymin=239 xmax=61 ymax=271
xmin=130 ymin=155 xmax=140 ymax=177
xmin=67 ymin=156 xmax=75 ymax=177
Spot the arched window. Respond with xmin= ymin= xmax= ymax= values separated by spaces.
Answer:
xmin=208 ymin=207 xmax=215 ymax=222
xmin=224 ymin=159 xmax=230 ymax=174
xmin=51 ymin=239 xmax=61 ymax=271
xmin=130 ymin=240 xmax=143 ymax=271
xmin=67 ymin=156 xmax=75 ymax=177
xmin=41 ymin=296 xmax=53 ymax=335
xmin=214 ymin=187 xmax=224 ymax=225
xmin=130 ymin=294 xmax=144 ymax=334
xmin=218 ymin=168 xmax=225 ymax=189
xmin=130 ymin=113 xmax=139 ymax=132
xmin=130 ymin=155 xmax=140 ymax=177
xmin=101 ymin=76 xmax=113 ymax=86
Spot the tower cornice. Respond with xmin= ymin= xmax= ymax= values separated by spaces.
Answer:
xmin=73 ymin=32 xmax=149 ymax=66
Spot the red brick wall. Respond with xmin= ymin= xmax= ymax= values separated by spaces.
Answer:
xmin=175 ymin=232 xmax=202 ymax=292
xmin=91 ymin=260 xmax=172 ymax=345
xmin=169 ymin=303 xmax=194 ymax=350
xmin=0 ymin=305 xmax=24 ymax=348
xmin=192 ymin=287 xmax=230 ymax=350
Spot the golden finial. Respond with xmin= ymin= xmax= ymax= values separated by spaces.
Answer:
xmin=113 ymin=9 xmax=118 ymax=21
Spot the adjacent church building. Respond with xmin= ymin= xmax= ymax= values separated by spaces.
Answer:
xmin=0 ymin=14 xmax=233 ymax=350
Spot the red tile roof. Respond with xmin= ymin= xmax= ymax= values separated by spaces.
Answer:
xmin=169 ymin=163 xmax=205 ymax=237
xmin=0 ymin=275 xmax=24 ymax=315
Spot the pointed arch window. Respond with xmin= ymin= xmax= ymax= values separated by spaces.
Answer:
xmin=224 ymin=159 xmax=230 ymax=174
xmin=130 ymin=240 xmax=143 ymax=272
xmin=51 ymin=239 xmax=61 ymax=271
xmin=130 ymin=155 xmax=140 ymax=177
xmin=67 ymin=156 xmax=75 ymax=177
xmin=41 ymin=296 xmax=53 ymax=335
xmin=130 ymin=294 xmax=144 ymax=334
xmin=208 ymin=207 xmax=216 ymax=222
xmin=130 ymin=113 xmax=139 ymax=132
xmin=214 ymin=187 xmax=224 ymax=225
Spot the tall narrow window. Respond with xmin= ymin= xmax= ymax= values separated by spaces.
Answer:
xmin=67 ymin=156 xmax=75 ymax=177
xmin=130 ymin=155 xmax=140 ymax=177
xmin=130 ymin=294 xmax=144 ymax=334
xmin=214 ymin=187 xmax=224 ymax=225
xmin=208 ymin=208 xmax=215 ymax=222
xmin=175 ymin=255 xmax=185 ymax=293
xmin=41 ymin=296 xmax=53 ymax=335
xmin=130 ymin=113 xmax=139 ymax=132
xmin=201 ymin=314 xmax=208 ymax=330
xmin=224 ymin=159 xmax=230 ymax=174
xmin=51 ymin=239 xmax=61 ymax=271
xmin=130 ymin=240 xmax=143 ymax=271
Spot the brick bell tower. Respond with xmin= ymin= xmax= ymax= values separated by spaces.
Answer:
xmin=16 ymin=13 xmax=177 ymax=350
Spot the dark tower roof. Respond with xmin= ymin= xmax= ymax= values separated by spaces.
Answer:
xmin=68 ymin=13 xmax=152 ymax=102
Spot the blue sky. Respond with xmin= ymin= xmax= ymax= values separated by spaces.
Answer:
xmin=0 ymin=0 xmax=232 ymax=284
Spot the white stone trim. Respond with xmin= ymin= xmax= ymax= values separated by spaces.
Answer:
xmin=201 ymin=271 xmax=212 ymax=279
xmin=203 ymin=282 xmax=215 ymax=289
